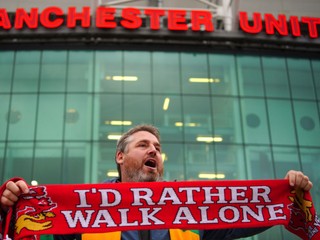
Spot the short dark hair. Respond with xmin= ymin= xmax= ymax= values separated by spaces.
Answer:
xmin=115 ymin=124 xmax=161 ymax=181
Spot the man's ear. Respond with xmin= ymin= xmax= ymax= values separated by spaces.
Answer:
xmin=116 ymin=151 xmax=124 ymax=164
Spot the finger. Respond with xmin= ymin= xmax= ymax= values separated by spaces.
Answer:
xmin=6 ymin=180 xmax=29 ymax=196
xmin=285 ymin=170 xmax=296 ymax=187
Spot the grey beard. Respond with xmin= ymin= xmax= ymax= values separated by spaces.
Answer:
xmin=125 ymin=169 xmax=163 ymax=182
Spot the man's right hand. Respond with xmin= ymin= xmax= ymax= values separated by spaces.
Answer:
xmin=0 ymin=180 xmax=29 ymax=212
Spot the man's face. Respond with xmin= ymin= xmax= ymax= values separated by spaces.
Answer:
xmin=116 ymin=131 xmax=164 ymax=182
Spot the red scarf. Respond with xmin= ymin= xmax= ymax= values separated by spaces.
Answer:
xmin=1 ymin=179 xmax=319 ymax=240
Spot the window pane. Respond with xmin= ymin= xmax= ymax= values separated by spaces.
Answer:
xmin=0 ymin=95 xmax=9 ymax=140
xmin=237 ymin=55 xmax=264 ymax=97
xmin=312 ymin=59 xmax=320 ymax=100
xmin=294 ymin=101 xmax=320 ymax=147
xmin=0 ymin=51 xmax=14 ymax=93
xmin=181 ymin=52 xmax=210 ymax=94
xmin=95 ymin=51 xmax=123 ymax=93
xmin=268 ymin=99 xmax=296 ymax=145
xmin=216 ymin=144 xmax=246 ymax=180
xmin=162 ymin=143 xmax=184 ymax=181
xmin=124 ymin=94 xmax=152 ymax=126
xmin=241 ymin=98 xmax=270 ymax=144
xmin=212 ymin=96 xmax=243 ymax=144
xmin=8 ymin=94 xmax=37 ymax=141
xmin=94 ymin=142 xmax=117 ymax=183
xmin=245 ymin=146 xmax=274 ymax=179
xmin=300 ymin=147 xmax=320 ymax=212
xmin=62 ymin=142 xmax=88 ymax=183
xmin=36 ymin=94 xmax=64 ymax=141
xmin=209 ymin=54 xmax=238 ymax=96
xmin=34 ymin=142 xmax=62 ymax=184
xmin=94 ymin=94 xmax=123 ymax=141
xmin=154 ymin=95 xmax=183 ymax=142
xmin=13 ymin=51 xmax=40 ymax=92
xmin=262 ymin=57 xmax=290 ymax=98
xmin=272 ymin=146 xmax=300 ymax=178
xmin=65 ymin=94 xmax=93 ymax=140
xmin=3 ymin=142 xmax=34 ymax=181
xmin=153 ymin=52 xmax=180 ymax=94
xmin=288 ymin=58 xmax=315 ymax=100
xmin=40 ymin=51 xmax=67 ymax=92
xmin=67 ymin=51 xmax=94 ymax=92
xmin=185 ymin=143 xmax=215 ymax=180
xmin=124 ymin=51 xmax=151 ymax=93
xmin=0 ymin=143 xmax=4 ymax=182
xmin=182 ymin=96 xmax=212 ymax=142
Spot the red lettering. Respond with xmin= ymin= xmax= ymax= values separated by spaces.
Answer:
xmin=191 ymin=10 xmax=213 ymax=32
xmin=168 ymin=10 xmax=187 ymax=31
xmin=96 ymin=7 xmax=117 ymax=28
xmin=265 ymin=14 xmax=288 ymax=36
xmin=67 ymin=7 xmax=91 ymax=28
xmin=15 ymin=8 xmax=38 ymax=29
xmin=239 ymin=12 xmax=262 ymax=34
xmin=40 ymin=7 xmax=64 ymax=29
xmin=121 ymin=8 xmax=142 ymax=29
xmin=0 ymin=9 xmax=11 ymax=29
xmin=301 ymin=17 xmax=320 ymax=38
xmin=290 ymin=16 xmax=301 ymax=37
xmin=144 ymin=8 xmax=165 ymax=30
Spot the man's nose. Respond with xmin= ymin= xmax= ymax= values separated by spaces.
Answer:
xmin=147 ymin=145 xmax=157 ymax=155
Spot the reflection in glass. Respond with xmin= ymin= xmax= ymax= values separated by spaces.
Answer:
xmin=287 ymin=58 xmax=315 ymax=100
xmin=293 ymin=101 xmax=320 ymax=147
xmin=0 ymin=51 xmax=14 ymax=93
xmin=8 ymin=94 xmax=37 ymax=141
xmin=262 ymin=57 xmax=290 ymax=98
xmin=237 ymin=55 xmax=264 ymax=97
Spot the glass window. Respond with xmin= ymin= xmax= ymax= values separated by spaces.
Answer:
xmin=241 ymin=98 xmax=270 ymax=145
xmin=215 ymin=144 xmax=246 ymax=180
xmin=153 ymin=95 xmax=183 ymax=142
xmin=0 ymin=51 xmax=14 ymax=93
xmin=8 ymin=94 xmax=37 ymax=141
xmin=3 ymin=142 xmax=34 ymax=181
xmin=124 ymin=94 xmax=152 ymax=126
xmin=0 ymin=95 xmax=9 ymax=140
xmin=293 ymin=101 xmax=320 ymax=147
xmin=95 ymin=51 xmax=123 ymax=93
xmin=268 ymin=99 xmax=296 ymax=145
xmin=162 ymin=143 xmax=185 ymax=181
xmin=62 ymin=142 xmax=88 ymax=183
xmin=272 ymin=146 xmax=301 ymax=178
xmin=245 ymin=145 xmax=274 ymax=180
xmin=94 ymin=141 xmax=118 ymax=183
xmin=212 ymin=96 xmax=243 ymax=144
xmin=94 ymin=94 xmax=123 ymax=141
xmin=123 ymin=51 xmax=152 ymax=93
xmin=287 ymin=58 xmax=315 ymax=100
xmin=182 ymin=96 xmax=213 ymax=142
xmin=0 ymin=143 xmax=5 ymax=182
xmin=152 ymin=52 xmax=181 ymax=94
xmin=67 ymin=51 xmax=94 ymax=92
xmin=300 ymin=147 xmax=320 ymax=212
xmin=181 ymin=52 xmax=210 ymax=94
xmin=40 ymin=51 xmax=67 ymax=92
xmin=184 ymin=143 xmax=215 ymax=180
xmin=12 ymin=51 xmax=41 ymax=93
xmin=262 ymin=57 xmax=290 ymax=98
xmin=237 ymin=55 xmax=264 ymax=97
xmin=209 ymin=54 xmax=238 ymax=96
xmin=312 ymin=59 xmax=320 ymax=100
xmin=36 ymin=94 xmax=64 ymax=141
xmin=65 ymin=94 xmax=93 ymax=140
xmin=33 ymin=142 xmax=63 ymax=184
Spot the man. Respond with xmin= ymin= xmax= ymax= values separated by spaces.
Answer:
xmin=0 ymin=124 xmax=314 ymax=240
